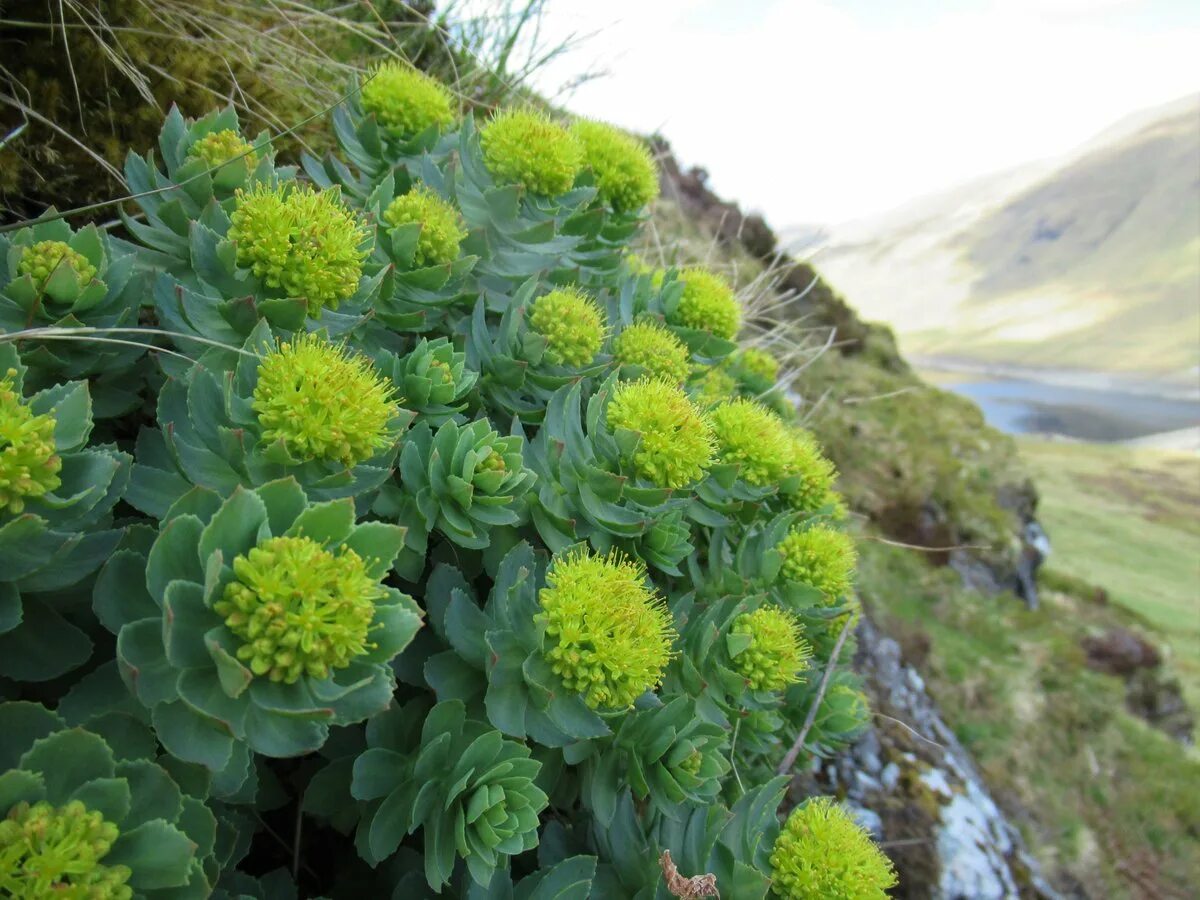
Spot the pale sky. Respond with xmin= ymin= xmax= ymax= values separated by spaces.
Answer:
xmin=514 ymin=0 xmax=1200 ymax=226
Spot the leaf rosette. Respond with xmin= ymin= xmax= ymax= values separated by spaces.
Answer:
xmin=526 ymin=376 xmax=713 ymax=573
xmin=95 ymin=479 xmax=422 ymax=767
xmin=580 ymin=695 xmax=730 ymax=827
xmin=0 ymin=702 xmax=217 ymax=898
xmin=419 ymin=543 xmax=675 ymax=749
xmin=358 ymin=172 xmax=480 ymax=335
xmin=350 ymin=699 xmax=548 ymax=889
xmin=0 ymin=346 xmax=130 ymax=681
xmin=0 ymin=216 xmax=146 ymax=412
xmin=375 ymin=416 xmax=534 ymax=575
xmin=122 ymin=106 xmax=284 ymax=267
xmin=126 ymin=323 xmax=411 ymax=518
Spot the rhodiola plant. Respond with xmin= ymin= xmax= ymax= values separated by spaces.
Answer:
xmin=0 ymin=62 xmax=897 ymax=900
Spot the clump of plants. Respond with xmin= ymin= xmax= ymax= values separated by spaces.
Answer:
xmin=0 ymin=67 xmax=890 ymax=897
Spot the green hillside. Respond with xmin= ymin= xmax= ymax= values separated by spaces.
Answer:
xmin=1019 ymin=438 xmax=1200 ymax=708
xmin=811 ymin=95 xmax=1200 ymax=382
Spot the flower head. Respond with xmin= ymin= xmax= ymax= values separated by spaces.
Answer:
xmin=607 ymin=378 xmax=715 ymax=489
xmin=383 ymin=185 xmax=466 ymax=268
xmin=612 ymin=320 xmax=691 ymax=384
xmin=785 ymin=429 xmax=840 ymax=514
xmin=528 ymin=286 xmax=606 ymax=367
xmin=214 ymin=535 xmax=386 ymax=683
xmin=671 ymin=268 xmax=741 ymax=340
xmin=189 ymin=129 xmax=257 ymax=172
xmin=229 ymin=183 xmax=368 ymax=315
xmin=769 ymin=797 xmax=897 ymax=899
xmin=0 ymin=800 xmax=132 ymax=899
xmin=710 ymin=398 xmax=793 ymax=486
xmin=570 ymin=119 xmax=658 ymax=213
xmin=730 ymin=606 xmax=812 ymax=692
xmin=537 ymin=548 xmax=676 ymax=709
xmin=0 ymin=368 xmax=62 ymax=514
xmin=18 ymin=240 xmax=96 ymax=286
xmin=253 ymin=333 xmax=399 ymax=466
xmin=777 ymin=525 xmax=857 ymax=601
xmin=360 ymin=62 xmax=455 ymax=137
xmin=738 ymin=347 xmax=780 ymax=385
xmin=480 ymin=108 xmax=583 ymax=196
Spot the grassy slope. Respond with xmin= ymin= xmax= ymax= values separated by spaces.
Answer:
xmin=1019 ymin=439 xmax=1200 ymax=708
xmin=861 ymin=541 xmax=1200 ymax=899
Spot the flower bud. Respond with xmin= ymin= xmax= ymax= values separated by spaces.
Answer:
xmin=360 ymin=61 xmax=455 ymax=137
xmin=480 ymin=108 xmax=583 ymax=196
xmin=528 ymin=286 xmax=606 ymax=367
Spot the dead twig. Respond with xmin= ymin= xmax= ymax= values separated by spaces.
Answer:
xmin=660 ymin=850 xmax=719 ymax=899
xmin=777 ymin=624 xmax=851 ymax=774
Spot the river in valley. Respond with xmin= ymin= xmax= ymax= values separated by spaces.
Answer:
xmin=921 ymin=371 xmax=1200 ymax=442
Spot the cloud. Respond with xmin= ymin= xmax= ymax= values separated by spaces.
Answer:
xmin=528 ymin=0 xmax=1200 ymax=224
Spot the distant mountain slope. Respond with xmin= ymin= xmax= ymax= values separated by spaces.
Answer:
xmin=799 ymin=94 xmax=1200 ymax=384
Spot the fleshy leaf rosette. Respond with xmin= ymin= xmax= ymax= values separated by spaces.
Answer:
xmin=95 ymin=479 xmax=422 ymax=767
xmin=0 ymin=216 xmax=146 ymax=413
xmin=0 ymin=346 xmax=130 ymax=682
xmin=122 ymin=106 xmax=283 ymax=266
xmin=452 ymin=115 xmax=597 ymax=287
xmin=525 ymin=376 xmax=710 ymax=574
xmin=589 ymin=777 xmax=788 ymax=897
xmin=351 ymin=699 xmax=548 ymax=889
xmin=0 ymin=702 xmax=217 ymax=898
xmin=309 ymin=65 xmax=459 ymax=196
xmin=361 ymin=172 xmax=479 ymax=335
xmin=769 ymin=797 xmax=897 ymax=899
xmin=376 ymin=417 xmax=535 ymax=574
xmin=580 ymin=695 xmax=729 ymax=827
xmin=125 ymin=323 xmax=410 ymax=518
xmin=376 ymin=337 xmax=478 ymax=427
xmin=420 ymin=543 xmax=670 ymax=747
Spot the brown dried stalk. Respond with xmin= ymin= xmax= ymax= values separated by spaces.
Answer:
xmin=660 ymin=850 xmax=720 ymax=899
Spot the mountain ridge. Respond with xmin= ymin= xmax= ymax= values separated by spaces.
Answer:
xmin=791 ymin=93 xmax=1200 ymax=384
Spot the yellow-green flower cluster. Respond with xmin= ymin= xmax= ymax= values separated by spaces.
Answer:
xmin=785 ymin=429 xmax=841 ymax=514
xmin=383 ymin=185 xmax=467 ymax=268
xmin=671 ymin=268 xmax=741 ymax=340
xmin=0 ymin=369 xmax=62 ymax=515
xmin=189 ymin=129 xmax=257 ymax=172
xmin=528 ymin=286 xmax=606 ymax=367
xmin=570 ymin=119 xmax=658 ymax=213
xmin=710 ymin=398 xmax=793 ymax=486
xmin=214 ymin=535 xmax=385 ymax=683
xmin=229 ymin=183 xmax=368 ymax=315
xmin=769 ymin=797 xmax=897 ymax=899
xmin=611 ymin=320 xmax=692 ymax=384
xmin=607 ymin=378 xmax=715 ymax=489
xmin=360 ymin=61 xmax=456 ymax=137
xmin=730 ymin=606 xmax=811 ymax=692
xmin=18 ymin=240 xmax=96 ymax=285
xmin=777 ymin=525 xmax=857 ymax=602
xmin=0 ymin=800 xmax=131 ymax=900
xmin=253 ymin=334 xmax=399 ymax=466
xmin=538 ymin=548 xmax=676 ymax=709
xmin=738 ymin=347 xmax=780 ymax=384
xmin=481 ymin=109 xmax=583 ymax=196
